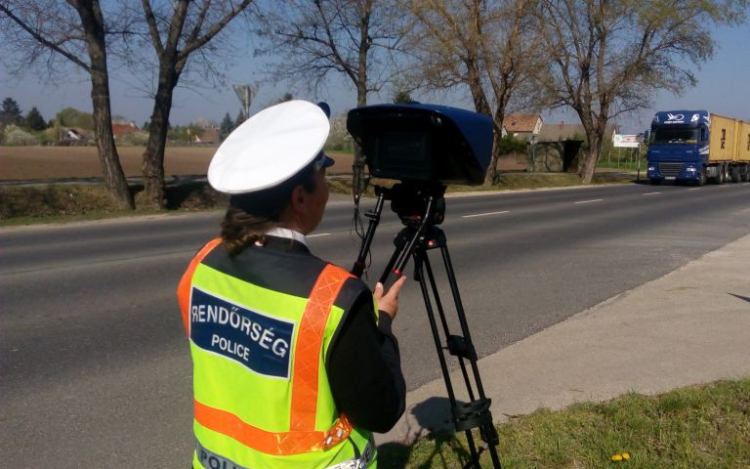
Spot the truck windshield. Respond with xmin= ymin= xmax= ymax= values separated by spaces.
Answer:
xmin=650 ymin=128 xmax=701 ymax=145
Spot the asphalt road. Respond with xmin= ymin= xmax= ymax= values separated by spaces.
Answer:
xmin=2 ymin=181 xmax=749 ymax=467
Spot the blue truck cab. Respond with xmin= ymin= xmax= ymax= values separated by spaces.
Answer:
xmin=646 ymin=110 xmax=709 ymax=185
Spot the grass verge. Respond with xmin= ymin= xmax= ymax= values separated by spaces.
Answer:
xmin=0 ymin=182 xmax=228 ymax=226
xmin=0 ymin=171 xmax=638 ymax=226
xmin=379 ymin=378 xmax=750 ymax=468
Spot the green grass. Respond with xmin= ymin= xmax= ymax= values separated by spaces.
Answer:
xmin=378 ymin=378 xmax=750 ymax=468
xmin=597 ymin=159 xmax=645 ymax=171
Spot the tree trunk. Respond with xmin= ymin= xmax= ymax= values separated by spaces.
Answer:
xmin=466 ymin=58 xmax=491 ymax=115
xmin=142 ymin=66 xmax=178 ymax=209
xmin=483 ymin=116 xmax=505 ymax=187
xmin=75 ymin=0 xmax=134 ymax=209
xmin=352 ymin=87 xmax=368 ymax=198
xmin=352 ymin=39 xmax=368 ymax=199
xmin=580 ymin=131 xmax=602 ymax=184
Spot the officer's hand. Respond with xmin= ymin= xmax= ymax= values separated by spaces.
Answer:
xmin=374 ymin=275 xmax=407 ymax=321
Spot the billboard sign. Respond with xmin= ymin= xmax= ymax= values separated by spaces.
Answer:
xmin=613 ymin=134 xmax=640 ymax=148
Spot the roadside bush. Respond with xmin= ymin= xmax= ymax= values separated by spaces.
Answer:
xmin=0 ymin=185 xmax=116 ymax=219
xmin=0 ymin=182 xmax=230 ymax=221
xmin=157 ymin=182 xmax=228 ymax=210
xmin=496 ymin=135 xmax=528 ymax=155
xmin=3 ymin=125 xmax=39 ymax=146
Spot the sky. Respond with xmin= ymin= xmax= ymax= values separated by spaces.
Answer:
xmin=2 ymin=16 xmax=749 ymax=135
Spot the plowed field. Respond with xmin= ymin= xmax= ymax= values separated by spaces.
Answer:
xmin=0 ymin=146 xmax=354 ymax=180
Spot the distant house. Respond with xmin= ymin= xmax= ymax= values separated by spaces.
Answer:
xmin=62 ymin=128 xmax=84 ymax=141
xmin=112 ymin=122 xmax=140 ymax=139
xmin=59 ymin=127 xmax=93 ymax=145
xmin=539 ymin=122 xmax=619 ymax=142
xmin=502 ymin=114 xmax=543 ymax=140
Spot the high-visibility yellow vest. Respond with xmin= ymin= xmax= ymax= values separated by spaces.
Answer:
xmin=177 ymin=239 xmax=376 ymax=469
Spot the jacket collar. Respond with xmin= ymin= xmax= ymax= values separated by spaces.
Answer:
xmin=265 ymin=227 xmax=308 ymax=247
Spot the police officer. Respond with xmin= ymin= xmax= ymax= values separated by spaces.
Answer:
xmin=177 ymin=100 xmax=407 ymax=469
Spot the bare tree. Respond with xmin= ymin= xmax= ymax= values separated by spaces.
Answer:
xmin=0 ymin=1 xmax=135 ymax=209
xmin=133 ymin=0 xmax=255 ymax=209
xmin=535 ymin=0 xmax=749 ymax=184
xmin=404 ymin=0 xmax=536 ymax=185
xmin=258 ymin=0 xmax=409 ymax=193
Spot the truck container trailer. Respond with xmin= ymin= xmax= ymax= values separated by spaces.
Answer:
xmin=646 ymin=110 xmax=750 ymax=185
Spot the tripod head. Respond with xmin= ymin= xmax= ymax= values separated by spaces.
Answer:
xmin=379 ymin=182 xmax=447 ymax=228
xmin=353 ymin=182 xmax=447 ymax=282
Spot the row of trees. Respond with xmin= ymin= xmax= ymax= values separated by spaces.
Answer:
xmin=2 ymin=0 xmax=747 ymax=210
xmin=1 ymin=99 xmax=99 ymax=145
xmin=1 ymin=97 xmax=47 ymax=131
xmin=258 ymin=0 xmax=746 ymax=186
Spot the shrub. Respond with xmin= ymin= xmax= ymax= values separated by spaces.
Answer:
xmin=34 ymin=129 xmax=55 ymax=145
xmin=3 ymin=125 xmax=38 ymax=146
xmin=496 ymin=135 xmax=528 ymax=155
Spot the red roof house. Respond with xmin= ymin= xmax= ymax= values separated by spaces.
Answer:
xmin=502 ymin=114 xmax=543 ymax=140
xmin=112 ymin=122 xmax=140 ymax=139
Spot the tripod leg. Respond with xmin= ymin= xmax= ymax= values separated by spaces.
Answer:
xmin=412 ymin=253 xmax=458 ymax=406
xmin=439 ymin=244 xmax=502 ymax=467
xmin=379 ymin=240 xmax=406 ymax=285
xmin=440 ymin=244 xmax=487 ymax=399
xmin=421 ymin=252 xmax=476 ymax=402
xmin=413 ymin=251 xmax=483 ymax=468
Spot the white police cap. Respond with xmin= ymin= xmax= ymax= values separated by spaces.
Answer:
xmin=208 ymin=100 xmax=334 ymax=194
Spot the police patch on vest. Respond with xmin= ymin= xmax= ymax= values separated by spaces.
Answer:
xmin=196 ymin=440 xmax=248 ymax=469
xmin=190 ymin=287 xmax=295 ymax=378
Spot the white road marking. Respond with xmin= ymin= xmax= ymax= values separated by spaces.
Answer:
xmin=687 ymin=188 xmax=702 ymax=191
xmin=308 ymin=233 xmax=331 ymax=238
xmin=574 ymin=199 xmax=603 ymax=204
xmin=462 ymin=211 xmax=510 ymax=218
xmin=643 ymin=192 xmax=661 ymax=196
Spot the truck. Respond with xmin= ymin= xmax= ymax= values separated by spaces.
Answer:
xmin=646 ymin=110 xmax=750 ymax=185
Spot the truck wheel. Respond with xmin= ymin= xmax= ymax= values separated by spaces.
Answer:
xmin=697 ymin=170 xmax=706 ymax=186
xmin=742 ymin=166 xmax=750 ymax=182
xmin=718 ymin=165 xmax=726 ymax=184
xmin=731 ymin=166 xmax=741 ymax=183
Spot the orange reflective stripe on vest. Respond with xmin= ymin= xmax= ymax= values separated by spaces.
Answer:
xmin=177 ymin=238 xmax=222 ymax=334
xmin=291 ymin=264 xmax=353 ymax=431
xmin=194 ymin=400 xmax=354 ymax=456
xmin=191 ymin=263 xmax=355 ymax=455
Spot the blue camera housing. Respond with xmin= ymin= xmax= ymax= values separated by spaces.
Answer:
xmin=347 ymin=103 xmax=493 ymax=185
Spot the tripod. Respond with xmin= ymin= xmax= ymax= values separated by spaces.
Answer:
xmin=352 ymin=184 xmax=502 ymax=469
